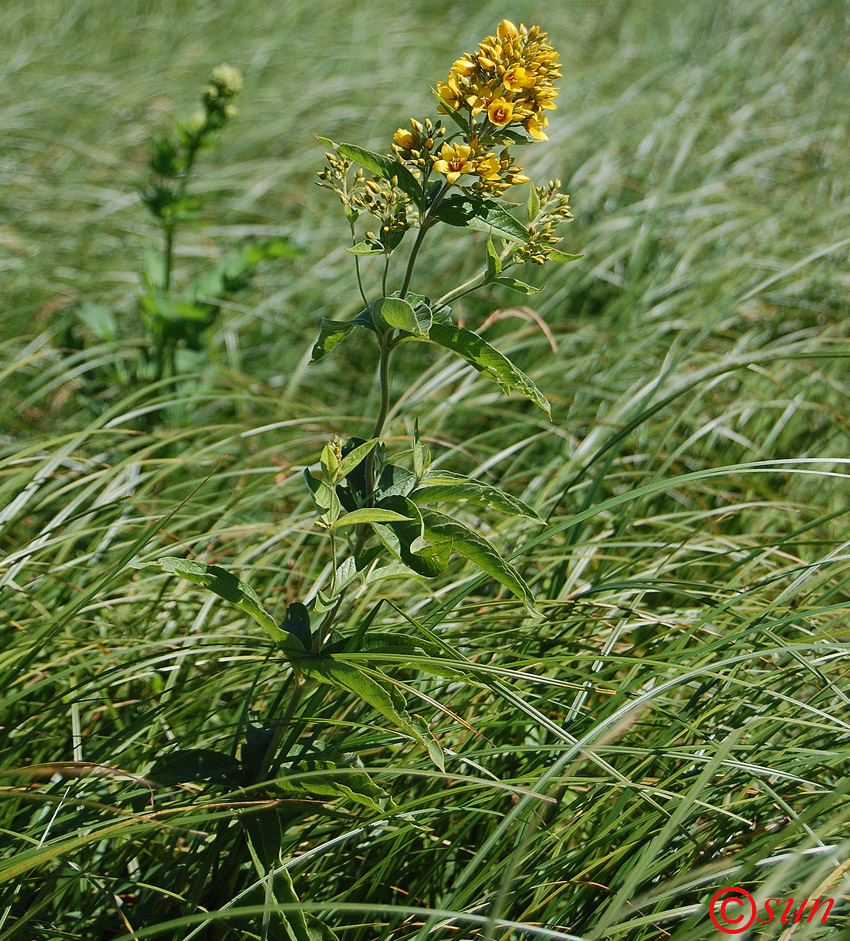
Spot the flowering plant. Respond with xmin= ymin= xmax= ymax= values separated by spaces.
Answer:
xmin=150 ymin=23 xmax=578 ymax=933
xmin=138 ymin=64 xmax=296 ymax=381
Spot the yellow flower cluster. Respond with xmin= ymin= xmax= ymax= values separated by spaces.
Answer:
xmin=436 ymin=19 xmax=560 ymax=141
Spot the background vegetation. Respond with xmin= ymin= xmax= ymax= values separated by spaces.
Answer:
xmin=2 ymin=0 xmax=849 ymax=938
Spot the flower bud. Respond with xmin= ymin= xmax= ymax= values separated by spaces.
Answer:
xmin=209 ymin=63 xmax=244 ymax=97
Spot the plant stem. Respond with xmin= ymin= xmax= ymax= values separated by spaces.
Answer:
xmin=398 ymin=182 xmax=450 ymax=300
xmin=163 ymin=225 xmax=175 ymax=292
xmin=254 ymin=674 xmax=306 ymax=784
xmin=350 ymin=220 xmax=370 ymax=310
xmin=433 ymin=271 xmax=487 ymax=312
xmin=372 ymin=331 xmax=393 ymax=441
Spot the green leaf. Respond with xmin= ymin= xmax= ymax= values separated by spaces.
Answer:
xmin=412 ymin=418 xmax=429 ymax=479
xmin=418 ymin=508 xmax=543 ymax=618
xmin=430 ymin=86 xmax=472 ymax=136
xmin=432 ymin=194 xmax=530 ymax=243
xmin=243 ymin=237 xmax=300 ymax=265
xmin=371 ymin=296 xmax=420 ymax=334
xmin=527 ymin=183 xmax=540 ymax=222
xmin=310 ymin=319 xmax=357 ymax=363
xmin=492 ymin=276 xmax=543 ymax=295
xmin=411 ymin=480 xmax=544 ymax=522
xmin=345 ymin=239 xmax=385 ymax=256
xmin=426 ymin=323 xmax=551 ymax=418
xmin=335 ymin=143 xmax=422 ymax=204
xmin=334 ymin=507 xmax=413 ymax=528
xmin=320 ymin=442 xmax=340 ymax=481
xmin=281 ymin=602 xmax=312 ymax=650
xmin=240 ymin=723 xmax=275 ymax=782
xmin=300 ymin=659 xmax=443 ymax=769
xmin=150 ymin=558 xmax=284 ymax=641
xmin=485 ymin=235 xmax=502 ymax=280
xmin=358 ymin=632 xmax=440 ymax=656
xmin=151 ymin=748 xmax=242 ymax=787
xmin=304 ymin=469 xmax=340 ymax=523
xmin=142 ymin=245 xmax=167 ymax=291
xmin=548 ymin=249 xmax=583 ymax=263
xmin=75 ymin=302 xmax=117 ymax=342
xmin=277 ymin=760 xmax=392 ymax=813
xmin=374 ymin=462 xmax=417 ymax=500
xmin=370 ymin=496 xmax=451 ymax=577
xmin=337 ymin=438 xmax=378 ymax=479
xmin=363 ymin=561 xmax=427 ymax=584
xmin=406 ymin=295 xmax=434 ymax=334
xmin=352 ymin=307 xmax=377 ymax=331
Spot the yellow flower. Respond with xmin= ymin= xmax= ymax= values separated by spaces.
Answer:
xmin=432 ymin=142 xmax=476 ymax=184
xmin=506 ymin=171 xmax=530 ymax=185
xmin=503 ymin=65 xmax=535 ymax=90
xmin=436 ymin=75 xmax=464 ymax=111
xmin=524 ymin=114 xmax=549 ymax=140
xmin=475 ymin=153 xmax=502 ymax=180
xmin=451 ymin=56 xmax=476 ymax=76
xmin=467 ymin=83 xmax=500 ymax=117
xmin=497 ymin=19 xmax=519 ymax=41
xmin=487 ymin=98 xmax=515 ymax=127
xmin=534 ymin=87 xmax=559 ymax=110
xmin=435 ymin=20 xmax=559 ymax=141
xmin=393 ymin=128 xmax=416 ymax=150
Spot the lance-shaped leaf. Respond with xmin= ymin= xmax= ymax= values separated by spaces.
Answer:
xmin=426 ymin=322 xmax=551 ymax=418
xmin=281 ymin=602 xmax=312 ymax=651
xmin=301 ymin=659 xmax=443 ymax=769
xmin=151 ymin=748 xmax=242 ymax=787
xmin=370 ymin=495 xmax=451 ymax=577
xmin=485 ymin=234 xmax=502 ymax=280
xmin=150 ymin=558 xmax=285 ymax=641
xmin=276 ymin=760 xmax=393 ymax=813
xmin=371 ymin=296 xmax=420 ymax=334
xmin=492 ymin=276 xmax=543 ymax=295
xmin=527 ymin=183 xmax=540 ymax=222
xmin=337 ymin=438 xmax=378 ymax=479
xmin=429 ymin=86 xmax=472 ymax=136
xmin=374 ymin=462 xmax=417 ymax=500
xmin=334 ymin=507 xmax=413 ymax=529
xmin=418 ymin=508 xmax=543 ymax=618
xmin=345 ymin=239 xmax=385 ymax=256
xmin=548 ymin=249 xmax=584 ymax=263
xmin=432 ymin=194 xmax=530 ymax=243
xmin=310 ymin=319 xmax=357 ymax=363
xmin=335 ymin=142 xmax=423 ymax=205
xmin=411 ymin=477 xmax=544 ymax=522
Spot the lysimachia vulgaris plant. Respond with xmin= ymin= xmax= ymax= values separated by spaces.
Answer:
xmin=138 ymin=64 xmax=297 ymax=381
xmin=148 ymin=21 xmax=578 ymax=932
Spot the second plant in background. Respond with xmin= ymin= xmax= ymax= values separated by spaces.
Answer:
xmin=139 ymin=64 xmax=298 ymax=382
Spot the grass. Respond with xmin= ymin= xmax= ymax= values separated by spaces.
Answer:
xmin=2 ymin=0 xmax=850 ymax=938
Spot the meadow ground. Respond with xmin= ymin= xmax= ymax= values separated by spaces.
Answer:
xmin=2 ymin=0 xmax=850 ymax=938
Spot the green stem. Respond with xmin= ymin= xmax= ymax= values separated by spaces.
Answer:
xmin=253 ymin=673 xmax=305 ymax=785
xmin=350 ymin=220 xmax=370 ymax=310
xmin=398 ymin=182 xmax=450 ymax=300
xmin=433 ymin=272 xmax=487 ymax=312
xmin=372 ymin=330 xmax=393 ymax=441
xmin=163 ymin=225 xmax=175 ymax=292
xmin=433 ymin=246 xmax=517 ymax=312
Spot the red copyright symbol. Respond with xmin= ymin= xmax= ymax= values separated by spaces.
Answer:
xmin=709 ymin=887 xmax=757 ymax=933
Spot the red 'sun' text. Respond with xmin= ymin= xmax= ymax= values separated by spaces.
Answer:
xmin=709 ymin=887 xmax=835 ymax=933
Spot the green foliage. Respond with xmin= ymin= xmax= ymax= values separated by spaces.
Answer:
xmin=137 ymin=68 xmax=297 ymax=382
